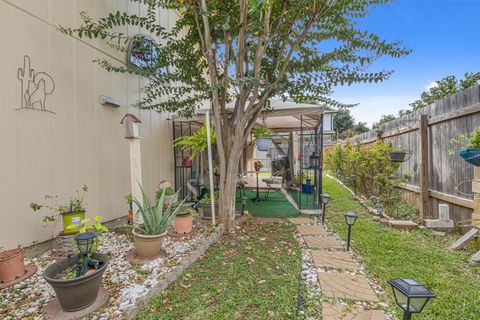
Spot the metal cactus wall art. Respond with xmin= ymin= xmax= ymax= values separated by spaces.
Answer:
xmin=17 ymin=55 xmax=55 ymax=113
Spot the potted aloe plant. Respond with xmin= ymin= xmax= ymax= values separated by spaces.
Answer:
xmin=43 ymin=215 xmax=109 ymax=311
xmin=132 ymin=186 xmax=186 ymax=258
xmin=450 ymin=130 xmax=480 ymax=166
xmin=174 ymin=206 xmax=197 ymax=234
xmin=252 ymin=127 xmax=272 ymax=151
xmin=198 ymin=191 xmax=219 ymax=220
xmin=30 ymin=185 xmax=89 ymax=234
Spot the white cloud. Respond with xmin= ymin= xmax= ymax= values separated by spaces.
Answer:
xmin=334 ymin=95 xmax=417 ymax=126
xmin=425 ymin=81 xmax=438 ymax=90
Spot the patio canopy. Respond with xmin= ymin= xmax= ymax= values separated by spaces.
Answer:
xmin=172 ymin=99 xmax=336 ymax=133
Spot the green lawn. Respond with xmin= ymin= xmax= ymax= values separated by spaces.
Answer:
xmin=323 ymin=175 xmax=480 ymax=320
xmin=235 ymin=189 xmax=299 ymax=218
xmin=137 ymin=220 xmax=302 ymax=319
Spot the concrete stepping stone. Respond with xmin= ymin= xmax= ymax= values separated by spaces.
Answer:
xmin=304 ymin=235 xmax=344 ymax=250
xmin=322 ymin=302 xmax=386 ymax=320
xmin=312 ymin=251 xmax=359 ymax=271
xmin=288 ymin=217 xmax=314 ymax=225
xmin=317 ymin=273 xmax=379 ymax=302
xmin=296 ymin=225 xmax=327 ymax=236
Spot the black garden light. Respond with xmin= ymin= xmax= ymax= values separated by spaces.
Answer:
xmin=344 ymin=211 xmax=357 ymax=251
xmin=320 ymin=193 xmax=331 ymax=225
xmin=75 ymin=232 xmax=97 ymax=276
xmin=388 ymin=278 xmax=435 ymax=320
xmin=241 ymin=196 xmax=248 ymax=215
xmin=374 ymin=203 xmax=384 ymax=216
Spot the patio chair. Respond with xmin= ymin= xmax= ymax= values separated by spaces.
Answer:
xmin=262 ymin=169 xmax=289 ymax=201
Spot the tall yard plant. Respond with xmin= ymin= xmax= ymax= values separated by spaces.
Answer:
xmin=62 ymin=0 xmax=410 ymax=232
xmin=326 ymin=141 xmax=408 ymax=213
xmin=132 ymin=185 xmax=186 ymax=236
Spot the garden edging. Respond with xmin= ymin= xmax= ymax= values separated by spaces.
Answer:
xmin=122 ymin=224 xmax=225 ymax=319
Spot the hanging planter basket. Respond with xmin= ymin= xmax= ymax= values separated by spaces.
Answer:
xmin=256 ymin=137 xmax=272 ymax=152
xmin=389 ymin=151 xmax=408 ymax=162
xmin=459 ymin=148 xmax=480 ymax=167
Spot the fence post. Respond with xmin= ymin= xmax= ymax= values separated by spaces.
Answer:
xmin=419 ymin=114 xmax=430 ymax=220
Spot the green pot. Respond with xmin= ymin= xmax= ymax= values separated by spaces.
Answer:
xmin=61 ymin=211 xmax=86 ymax=232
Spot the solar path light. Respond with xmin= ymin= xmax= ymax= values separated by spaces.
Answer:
xmin=387 ymin=278 xmax=435 ymax=320
xmin=344 ymin=211 xmax=357 ymax=251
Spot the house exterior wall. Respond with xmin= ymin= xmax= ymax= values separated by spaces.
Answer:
xmin=0 ymin=1 xmax=175 ymax=248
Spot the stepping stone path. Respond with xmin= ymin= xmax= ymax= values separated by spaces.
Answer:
xmin=322 ymin=302 xmax=386 ymax=320
xmin=293 ymin=217 xmax=386 ymax=319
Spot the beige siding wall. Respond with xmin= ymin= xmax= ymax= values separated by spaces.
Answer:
xmin=0 ymin=1 xmax=175 ymax=248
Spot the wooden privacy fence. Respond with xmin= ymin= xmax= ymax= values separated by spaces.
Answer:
xmin=346 ymin=85 xmax=480 ymax=226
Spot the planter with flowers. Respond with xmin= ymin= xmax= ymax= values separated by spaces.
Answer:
xmin=254 ymin=161 xmax=264 ymax=172
xmin=252 ymin=127 xmax=272 ymax=151
xmin=30 ymin=185 xmax=89 ymax=234
xmin=450 ymin=130 xmax=480 ymax=166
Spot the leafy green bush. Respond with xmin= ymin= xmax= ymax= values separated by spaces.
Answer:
xmin=173 ymin=123 xmax=216 ymax=160
xmin=252 ymin=126 xmax=271 ymax=138
xmin=325 ymin=141 xmax=413 ymax=216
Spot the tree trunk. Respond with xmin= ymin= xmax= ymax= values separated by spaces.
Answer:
xmin=217 ymin=131 xmax=245 ymax=232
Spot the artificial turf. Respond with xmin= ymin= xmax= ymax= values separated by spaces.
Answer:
xmin=235 ymin=189 xmax=299 ymax=218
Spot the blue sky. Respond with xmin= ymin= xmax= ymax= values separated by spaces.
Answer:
xmin=331 ymin=0 xmax=480 ymax=126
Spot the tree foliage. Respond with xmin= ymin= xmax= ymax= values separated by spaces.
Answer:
xmin=61 ymin=0 xmax=410 ymax=229
xmin=334 ymin=108 xmax=370 ymax=139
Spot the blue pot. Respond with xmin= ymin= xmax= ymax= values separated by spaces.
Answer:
xmin=459 ymin=148 xmax=480 ymax=166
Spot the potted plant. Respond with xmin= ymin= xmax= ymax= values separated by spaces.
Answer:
xmin=198 ymin=191 xmax=219 ymax=220
xmin=174 ymin=206 xmax=197 ymax=234
xmin=252 ymin=127 xmax=272 ymax=151
xmin=132 ymin=186 xmax=186 ymax=259
xmin=0 ymin=247 xmax=27 ymax=285
xmin=30 ymin=185 xmax=89 ymax=234
xmin=125 ymin=193 xmax=134 ymax=225
xmin=254 ymin=161 xmax=263 ymax=172
xmin=156 ymin=180 xmax=177 ymax=205
xmin=389 ymin=150 xmax=408 ymax=162
xmin=43 ymin=215 xmax=109 ymax=311
xmin=450 ymin=130 xmax=480 ymax=166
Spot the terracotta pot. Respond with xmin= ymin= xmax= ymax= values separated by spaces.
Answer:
xmin=127 ymin=210 xmax=133 ymax=225
xmin=0 ymin=248 xmax=27 ymax=283
xmin=174 ymin=215 xmax=193 ymax=234
xmin=132 ymin=230 xmax=166 ymax=259
xmin=43 ymin=253 xmax=109 ymax=311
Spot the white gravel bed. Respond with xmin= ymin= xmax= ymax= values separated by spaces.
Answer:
xmin=0 ymin=220 xmax=212 ymax=320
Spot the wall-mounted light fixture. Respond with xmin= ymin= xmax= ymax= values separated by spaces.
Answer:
xmin=100 ymin=95 xmax=120 ymax=108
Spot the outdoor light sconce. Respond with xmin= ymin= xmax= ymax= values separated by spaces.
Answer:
xmin=75 ymin=232 xmax=97 ymax=277
xmin=320 ymin=193 xmax=332 ymax=225
xmin=388 ymin=278 xmax=435 ymax=320
xmin=100 ymin=95 xmax=120 ymax=108
xmin=344 ymin=211 xmax=357 ymax=251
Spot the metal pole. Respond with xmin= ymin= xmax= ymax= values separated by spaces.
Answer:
xmin=206 ymin=111 xmax=216 ymax=225
xmin=403 ymin=312 xmax=411 ymax=320
xmin=322 ymin=204 xmax=326 ymax=225
xmin=347 ymin=225 xmax=352 ymax=251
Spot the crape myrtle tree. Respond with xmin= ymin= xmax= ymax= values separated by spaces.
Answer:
xmin=62 ymin=0 xmax=409 ymax=232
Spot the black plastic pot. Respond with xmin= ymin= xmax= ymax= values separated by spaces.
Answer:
xmin=389 ymin=151 xmax=407 ymax=162
xmin=43 ymin=253 xmax=109 ymax=311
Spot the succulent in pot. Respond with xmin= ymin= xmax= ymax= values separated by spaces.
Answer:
xmin=43 ymin=215 xmax=109 ymax=312
xmin=174 ymin=207 xmax=197 ymax=234
xmin=132 ymin=185 xmax=186 ymax=258
xmin=252 ymin=126 xmax=272 ymax=152
xmin=199 ymin=191 xmax=219 ymax=220
xmin=30 ymin=185 xmax=89 ymax=235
